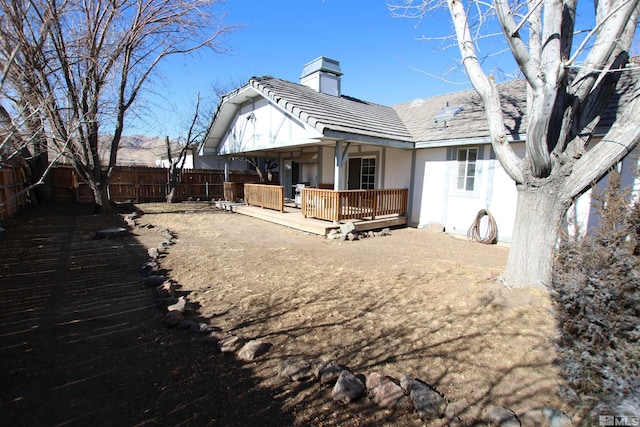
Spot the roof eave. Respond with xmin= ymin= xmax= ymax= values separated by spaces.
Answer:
xmin=414 ymin=134 xmax=525 ymax=149
xmin=323 ymin=129 xmax=415 ymax=148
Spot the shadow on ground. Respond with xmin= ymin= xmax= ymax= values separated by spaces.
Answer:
xmin=0 ymin=203 xmax=293 ymax=426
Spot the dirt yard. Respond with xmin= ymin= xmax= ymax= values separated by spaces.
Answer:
xmin=134 ymin=202 xmax=569 ymax=426
xmin=0 ymin=202 xmax=569 ymax=426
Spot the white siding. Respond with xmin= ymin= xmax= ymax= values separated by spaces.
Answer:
xmin=412 ymin=143 xmax=521 ymax=242
xmin=319 ymin=146 xmax=335 ymax=186
xmin=384 ymin=148 xmax=412 ymax=189
xmin=486 ymin=143 xmax=522 ymax=242
xmin=412 ymin=147 xmax=449 ymax=228
xmin=217 ymin=98 xmax=322 ymax=155
xmin=576 ymin=145 xmax=640 ymax=233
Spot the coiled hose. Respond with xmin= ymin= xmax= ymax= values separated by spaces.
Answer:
xmin=467 ymin=209 xmax=498 ymax=244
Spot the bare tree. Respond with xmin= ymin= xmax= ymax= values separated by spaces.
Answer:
xmin=390 ymin=0 xmax=640 ymax=288
xmin=0 ymin=3 xmax=54 ymax=206
xmin=245 ymin=157 xmax=277 ymax=183
xmin=0 ymin=0 xmax=236 ymax=213
xmin=165 ymin=93 xmax=209 ymax=203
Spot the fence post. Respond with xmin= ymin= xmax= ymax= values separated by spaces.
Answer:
xmin=372 ymin=191 xmax=378 ymax=220
xmin=135 ymin=167 xmax=140 ymax=203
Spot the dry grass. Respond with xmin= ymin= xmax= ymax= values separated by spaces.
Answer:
xmin=136 ymin=202 xmax=568 ymax=426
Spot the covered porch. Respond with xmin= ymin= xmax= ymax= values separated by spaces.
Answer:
xmin=219 ymin=183 xmax=408 ymax=236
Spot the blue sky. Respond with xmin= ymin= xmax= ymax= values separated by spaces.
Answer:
xmin=133 ymin=0 xmax=604 ymax=139
xmin=134 ymin=0 xmax=490 ymax=139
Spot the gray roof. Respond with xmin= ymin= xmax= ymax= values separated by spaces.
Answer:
xmin=249 ymin=76 xmax=414 ymax=144
xmin=393 ymin=79 xmax=528 ymax=144
xmin=211 ymin=63 xmax=638 ymax=150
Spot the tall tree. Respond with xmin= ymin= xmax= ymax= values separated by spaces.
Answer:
xmin=165 ymin=93 xmax=210 ymax=203
xmin=390 ymin=0 xmax=640 ymax=288
xmin=0 ymin=2 xmax=54 ymax=205
xmin=0 ymin=0 xmax=236 ymax=213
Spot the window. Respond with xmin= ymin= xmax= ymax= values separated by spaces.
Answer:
xmin=348 ymin=157 xmax=376 ymax=190
xmin=457 ymin=148 xmax=477 ymax=191
xmin=361 ymin=158 xmax=376 ymax=189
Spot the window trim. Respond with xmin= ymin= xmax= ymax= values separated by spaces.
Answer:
xmin=348 ymin=155 xmax=377 ymax=190
xmin=456 ymin=147 xmax=478 ymax=192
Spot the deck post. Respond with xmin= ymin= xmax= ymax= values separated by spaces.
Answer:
xmin=334 ymin=140 xmax=350 ymax=191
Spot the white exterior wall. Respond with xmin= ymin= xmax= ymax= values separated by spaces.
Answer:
xmin=412 ymin=143 xmax=521 ymax=242
xmin=442 ymin=144 xmax=491 ymax=239
xmin=319 ymin=146 xmax=335 ymax=186
xmin=575 ymin=145 xmax=640 ymax=233
xmin=217 ymin=98 xmax=322 ymax=155
xmin=486 ymin=143 xmax=522 ymax=242
xmin=411 ymin=147 xmax=448 ymax=227
xmin=384 ymin=148 xmax=412 ymax=189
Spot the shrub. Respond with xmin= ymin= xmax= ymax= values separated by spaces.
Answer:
xmin=551 ymin=171 xmax=640 ymax=418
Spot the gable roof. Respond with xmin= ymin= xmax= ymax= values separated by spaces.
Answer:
xmin=205 ymin=61 xmax=639 ymax=153
xmin=248 ymin=76 xmax=414 ymax=144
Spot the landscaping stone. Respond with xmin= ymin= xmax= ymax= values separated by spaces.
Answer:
xmin=167 ymin=296 xmax=186 ymax=313
xmin=190 ymin=322 xmax=214 ymax=333
xmin=156 ymin=282 xmax=174 ymax=298
xmin=518 ymin=409 xmax=546 ymax=427
xmin=219 ymin=335 xmax=246 ymax=353
xmin=340 ymin=222 xmax=355 ymax=235
xmin=400 ymin=376 xmax=446 ymax=420
xmin=380 ymin=227 xmax=391 ymax=236
xmin=156 ymin=296 xmax=178 ymax=310
xmin=311 ymin=360 xmax=344 ymax=385
xmin=347 ymin=232 xmax=358 ymax=241
xmin=164 ymin=310 xmax=184 ymax=327
xmin=543 ymin=408 xmax=572 ymax=427
xmin=140 ymin=261 xmax=158 ymax=277
xmin=366 ymin=372 xmax=411 ymax=409
xmin=237 ymin=339 xmax=269 ymax=361
xmin=425 ymin=222 xmax=445 ymax=233
xmin=178 ymin=319 xmax=195 ymax=330
xmin=487 ymin=406 xmax=521 ymax=427
xmin=332 ymin=370 xmax=365 ymax=404
xmin=142 ymin=275 xmax=165 ymax=287
xmin=279 ymin=359 xmax=313 ymax=381
xmin=147 ymin=247 xmax=159 ymax=259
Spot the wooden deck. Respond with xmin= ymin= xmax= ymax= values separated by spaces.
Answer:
xmin=213 ymin=200 xmax=407 ymax=236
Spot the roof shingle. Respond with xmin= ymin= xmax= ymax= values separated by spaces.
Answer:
xmin=251 ymin=76 xmax=414 ymax=143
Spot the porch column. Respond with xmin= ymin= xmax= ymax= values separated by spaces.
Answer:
xmin=224 ymin=157 xmax=230 ymax=182
xmin=334 ymin=140 xmax=350 ymax=190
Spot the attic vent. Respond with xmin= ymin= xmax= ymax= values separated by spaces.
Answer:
xmin=434 ymin=105 xmax=463 ymax=123
xmin=410 ymin=98 xmax=425 ymax=107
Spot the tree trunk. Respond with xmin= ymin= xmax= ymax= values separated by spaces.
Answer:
xmin=166 ymin=186 xmax=177 ymax=203
xmin=166 ymin=168 xmax=179 ymax=203
xmin=88 ymin=180 xmax=112 ymax=214
xmin=503 ymin=184 xmax=568 ymax=288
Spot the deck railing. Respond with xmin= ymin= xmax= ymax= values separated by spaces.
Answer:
xmin=244 ymin=183 xmax=284 ymax=212
xmin=301 ymin=188 xmax=408 ymax=221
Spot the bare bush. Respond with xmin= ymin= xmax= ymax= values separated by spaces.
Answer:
xmin=552 ymin=171 xmax=640 ymax=418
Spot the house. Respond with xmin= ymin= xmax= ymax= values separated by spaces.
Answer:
xmin=201 ymin=56 xmax=640 ymax=241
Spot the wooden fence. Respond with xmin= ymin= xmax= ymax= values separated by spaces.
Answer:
xmin=301 ymin=188 xmax=408 ymax=222
xmin=0 ymin=165 xmax=275 ymax=219
xmin=244 ymin=183 xmax=284 ymax=212
xmin=0 ymin=166 xmax=28 ymax=220
xmin=50 ymin=166 xmax=274 ymax=204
